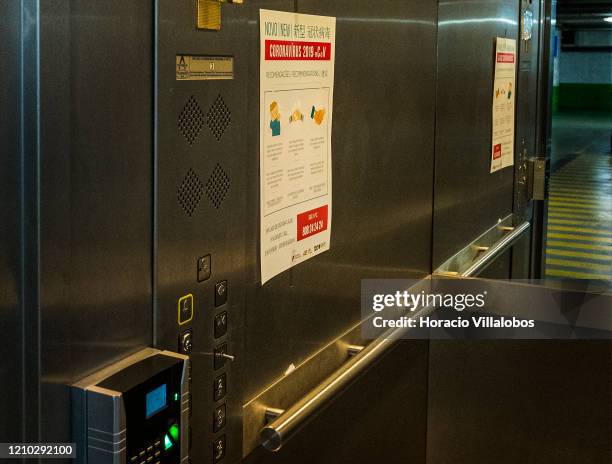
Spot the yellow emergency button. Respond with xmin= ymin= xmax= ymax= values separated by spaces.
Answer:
xmin=177 ymin=294 xmax=194 ymax=325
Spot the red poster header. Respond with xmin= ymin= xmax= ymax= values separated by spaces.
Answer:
xmin=265 ymin=40 xmax=331 ymax=61
xmin=496 ymin=52 xmax=515 ymax=63
xmin=297 ymin=205 xmax=329 ymax=241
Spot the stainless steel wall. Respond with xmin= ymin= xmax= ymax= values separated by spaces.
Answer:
xmin=244 ymin=0 xmax=437 ymax=401
xmin=433 ymin=0 xmax=519 ymax=268
xmin=242 ymin=0 xmax=437 ymax=461
xmin=21 ymin=0 xmax=154 ymax=450
xmin=512 ymin=0 xmax=542 ymax=278
xmin=0 ymin=0 xmax=23 ymax=445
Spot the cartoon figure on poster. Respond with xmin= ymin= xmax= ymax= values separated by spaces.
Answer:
xmin=269 ymin=101 xmax=281 ymax=137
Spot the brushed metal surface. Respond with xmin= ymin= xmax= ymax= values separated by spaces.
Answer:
xmin=529 ymin=0 xmax=553 ymax=279
xmin=433 ymin=0 xmax=520 ymax=268
xmin=31 ymin=0 xmax=154 ymax=450
xmin=427 ymin=340 xmax=612 ymax=463
xmin=511 ymin=0 xmax=542 ymax=278
xmin=242 ymin=2 xmax=436 ymax=461
xmin=0 ymin=0 xmax=23 ymax=444
xmin=244 ymin=0 xmax=437 ymax=405
xmin=21 ymin=0 xmax=42 ymax=443
xmin=515 ymin=0 xmax=541 ymax=192
xmin=155 ymin=1 xmax=262 ymax=462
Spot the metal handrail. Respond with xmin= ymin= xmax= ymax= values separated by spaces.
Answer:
xmin=260 ymin=305 xmax=433 ymax=452
xmin=259 ymin=220 xmax=530 ymax=452
xmin=461 ymin=221 xmax=530 ymax=277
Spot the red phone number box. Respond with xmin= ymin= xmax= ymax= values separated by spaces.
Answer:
xmin=297 ymin=205 xmax=329 ymax=241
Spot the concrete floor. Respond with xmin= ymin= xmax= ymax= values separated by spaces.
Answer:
xmin=545 ymin=111 xmax=612 ymax=280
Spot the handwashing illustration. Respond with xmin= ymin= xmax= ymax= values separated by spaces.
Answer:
xmin=310 ymin=105 xmax=326 ymax=125
xmin=289 ymin=108 xmax=304 ymax=123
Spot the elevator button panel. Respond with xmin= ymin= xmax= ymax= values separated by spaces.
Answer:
xmin=157 ymin=5 xmax=246 ymax=462
xmin=213 ymin=404 xmax=226 ymax=432
xmin=214 ymin=374 xmax=227 ymax=401
xmin=197 ymin=254 xmax=211 ymax=282
xmin=215 ymin=281 xmax=228 ymax=307
xmin=213 ymin=435 xmax=226 ymax=462
xmin=180 ymin=329 xmax=193 ymax=354
xmin=72 ymin=348 xmax=190 ymax=464
xmin=214 ymin=312 xmax=227 ymax=338
xmin=178 ymin=294 xmax=194 ymax=325
xmin=214 ymin=343 xmax=228 ymax=370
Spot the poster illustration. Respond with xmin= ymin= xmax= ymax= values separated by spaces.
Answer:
xmin=260 ymin=10 xmax=336 ymax=284
xmin=490 ymin=37 xmax=516 ymax=173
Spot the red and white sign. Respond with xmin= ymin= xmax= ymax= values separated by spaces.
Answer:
xmin=260 ymin=10 xmax=335 ymax=284
xmin=491 ymin=38 xmax=516 ymax=173
xmin=297 ymin=205 xmax=329 ymax=241
xmin=496 ymin=52 xmax=515 ymax=63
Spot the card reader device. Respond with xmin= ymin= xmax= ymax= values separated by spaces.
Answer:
xmin=72 ymin=348 xmax=190 ymax=464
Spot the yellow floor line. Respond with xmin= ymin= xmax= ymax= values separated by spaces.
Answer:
xmin=549 ymin=191 xmax=611 ymax=200
xmin=549 ymin=181 xmax=610 ymax=187
xmin=548 ymin=207 xmax=609 ymax=216
xmin=547 ymin=232 xmax=612 ymax=244
xmin=548 ymin=206 xmax=602 ymax=213
xmin=546 ymin=240 xmax=612 ymax=252
xmin=546 ymin=248 xmax=612 ymax=261
xmin=548 ymin=218 xmax=610 ymax=227
xmin=545 ymin=258 xmax=611 ymax=272
xmin=549 ymin=196 xmax=608 ymax=205
xmin=550 ymin=188 xmax=611 ymax=195
xmin=549 ymin=187 xmax=612 ymax=195
xmin=548 ymin=206 xmax=603 ymax=215
xmin=549 ymin=201 xmax=609 ymax=210
xmin=548 ymin=211 xmax=601 ymax=219
xmin=548 ymin=215 xmax=602 ymax=222
xmin=545 ymin=268 xmax=611 ymax=280
xmin=552 ymin=172 xmax=612 ymax=176
xmin=553 ymin=173 xmax=612 ymax=177
xmin=548 ymin=225 xmax=612 ymax=235
xmin=551 ymin=182 xmax=611 ymax=189
xmin=552 ymin=181 xmax=611 ymax=186
xmin=551 ymin=179 xmax=611 ymax=184
xmin=553 ymin=172 xmax=612 ymax=177
xmin=552 ymin=174 xmax=611 ymax=179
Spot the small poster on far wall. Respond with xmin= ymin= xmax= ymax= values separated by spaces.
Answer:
xmin=490 ymin=37 xmax=517 ymax=173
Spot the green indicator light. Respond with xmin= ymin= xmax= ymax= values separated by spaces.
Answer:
xmin=174 ymin=392 xmax=179 ymax=401
xmin=164 ymin=434 xmax=173 ymax=450
xmin=169 ymin=423 xmax=180 ymax=442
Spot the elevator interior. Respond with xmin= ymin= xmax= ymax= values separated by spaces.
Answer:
xmin=0 ymin=1 xmax=610 ymax=463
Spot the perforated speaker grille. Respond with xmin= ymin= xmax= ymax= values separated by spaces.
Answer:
xmin=178 ymin=96 xmax=205 ymax=145
xmin=177 ymin=169 xmax=204 ymax=217
xmin=206 ymin=95 xmax=231 ymax=142
xmin=206 ymin=163 xmax=230 ymax=209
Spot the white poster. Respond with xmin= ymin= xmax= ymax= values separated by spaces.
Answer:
xmin=259 ymin=10 xmax=336 ymax=284
xmin=490 ymin=37 xmax=516 ymax=173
